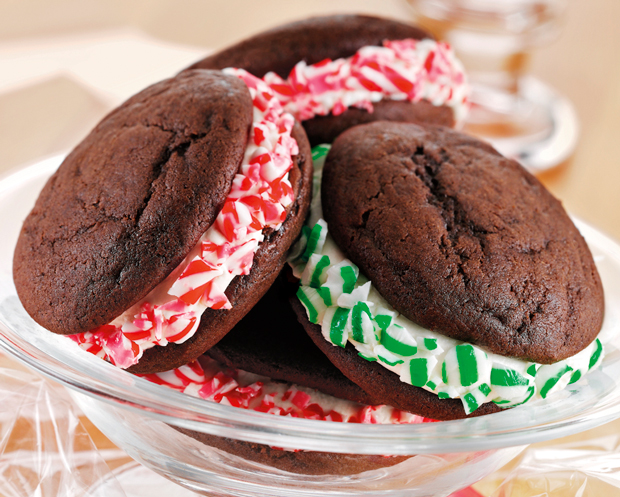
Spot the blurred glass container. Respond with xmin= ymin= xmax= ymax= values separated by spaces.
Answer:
xmin=407 ymin=0 xmax=578 ymax=172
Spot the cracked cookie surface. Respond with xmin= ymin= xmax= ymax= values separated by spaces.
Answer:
xmin=14 ymin=70 xmax=253 ymax=335
xmin=321 ymin=122 xmax=604 ymax=363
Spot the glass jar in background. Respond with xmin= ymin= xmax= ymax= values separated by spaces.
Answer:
xmin=407 ymin=0 xmax=578 ymax=172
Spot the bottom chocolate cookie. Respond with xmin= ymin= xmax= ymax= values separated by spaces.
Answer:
xmin=174 ymin=427 xmax=410 ymax=475
xmin=291 ymin=298 xmax=501 ymax=421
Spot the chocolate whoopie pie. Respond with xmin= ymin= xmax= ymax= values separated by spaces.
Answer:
xmin=291 ymin=123 xmax=605 ymax=420
xmin=187 ymin=15 xmax=464 ymax=145
xmin=292 ymin=298 xmax=501 ymax=421
xmin=13 ymin=69 xmax=313 ymax=374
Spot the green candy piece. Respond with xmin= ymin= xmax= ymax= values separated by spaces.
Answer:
xmin=352 ymin=302 xmax=372 ymax=343
xmin=589 ymin=339 xmax=603 ymax=370
xmin=442 ymin=361 xmax=448 ymax=384
xmin=462 ymin=383 xmax=492 ymax=414
xmin=479 ymin=383 xmax=492 ymax=396
xmin=296 ymin=287 xmax=318 ymax=323
xmin=438 ymin=392 xmax=450 ymax=399
xmin=540 ymin=364 xmax=573 ymax=399
xmin=358 ymin=352 xmax=377 ymax=362
xmin=311 ymin=144 xmax=331 ymax=162
xmin=569 ymin=370 xmax=582 ymax=385
xmin=426 ymin=381 xmax=437 ymax=390
xmin=463 ymin=393 xmax=479 ymax=413
xmin=527 ymin=364 xmax=538 ymax=377
xmin=378 ymin=355 xmax=404 ymax=367
xmin=330 ymin=307 xmax=350 ymax=347
xmin=409 ymin=358 xmax=429 ymax=387
xmin=301 ymin=222 xmax=325 ymax=262
xmin=375 ymin=314 xmax=392 ymax=331
xmin=316 ymin=286 xmax=332 ymax=307
xmin=424 ymin=338 xmax=438 ymax=351
xmin=456 ymin=344 xmax=479 ymax=387
xmin=309 ymin=255 xmax=331 ymax=288
xmin=340 ymin=265 xmax=357 ymax=294
xmin=491 ymin=367 xmax=529 ymax=387
xmin=381 ymin=324 xmax=417 ymax=357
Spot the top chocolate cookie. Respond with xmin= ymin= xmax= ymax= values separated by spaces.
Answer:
xmin=188 ymin=15 xmax=430 ymax=79
xmin=321 ymin=122 xmax=604 ymax=364
xmin=14 ymin=70 xmax=254 ymax=335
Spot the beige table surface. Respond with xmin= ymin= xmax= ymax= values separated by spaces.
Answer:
xmin=1 ymin=1 xmax=620 ymax=496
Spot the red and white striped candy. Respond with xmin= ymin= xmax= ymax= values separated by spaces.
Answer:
xmin=140 ymin=357 xmax=436 ymax=425
xmin=264 ymin=38 xmax=468 ymax=124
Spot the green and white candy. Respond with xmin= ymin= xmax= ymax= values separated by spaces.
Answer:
xmin=301 ymin=253 xmax=331 ymax=289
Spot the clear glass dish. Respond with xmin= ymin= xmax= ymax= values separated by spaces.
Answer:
xmin=1 ymin=157 xmax=620 ymax=496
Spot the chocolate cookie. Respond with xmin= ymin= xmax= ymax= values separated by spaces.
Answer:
xmin=175 ymin=427 xmax=409 ymax=475
xmin=207 ymin=271 xmax=375 ymax=405
xmin=321 ymin=122 xmax=604 ymax=364
xmin=14 ymin=70 xmax=252 ymax=335
xmin=187 ymin=15 xmax=455 ymax=145
xmin=14 ymin=69 xmax=313 ymax=374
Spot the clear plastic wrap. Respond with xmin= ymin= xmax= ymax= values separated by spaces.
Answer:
xmin=475 ymin=418 xmax=620 ymax=496
xmin=0 ymin=355 xmax=131 ymax=497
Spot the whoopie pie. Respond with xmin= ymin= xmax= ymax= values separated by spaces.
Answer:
xmin=291 ymin=122 xmax=605 ymax=420
xmin=14 ymin=69 xmax=313 ymax=374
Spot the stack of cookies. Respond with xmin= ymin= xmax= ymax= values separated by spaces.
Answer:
xmin=13 ymin=15 xmax=605 ymax=475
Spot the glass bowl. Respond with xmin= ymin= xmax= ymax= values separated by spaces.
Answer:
xmin=1 ymin=157 xmax=620 ymax=497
